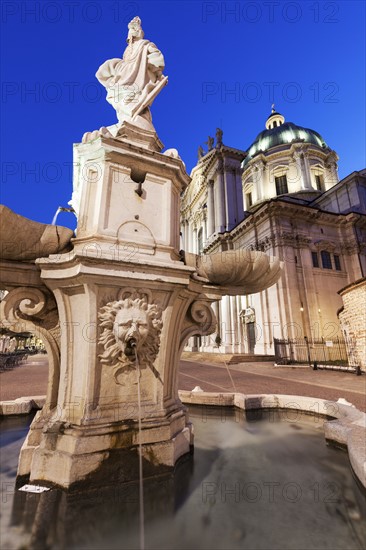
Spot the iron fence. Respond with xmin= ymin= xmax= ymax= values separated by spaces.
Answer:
xmin=273 ymin=336 xmax=355 ymax=367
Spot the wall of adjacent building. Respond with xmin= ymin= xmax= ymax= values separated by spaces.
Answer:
xmin=338 ymin=278 xmax=366 ymax=371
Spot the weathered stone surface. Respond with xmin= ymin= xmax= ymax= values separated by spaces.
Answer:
xmin=338 ymin=278 xmax=366 ymax=371
xmin=0 ymin=396 xmax=45 ymax=416
xmin=0 ymin=205 xmax=73 ymax=261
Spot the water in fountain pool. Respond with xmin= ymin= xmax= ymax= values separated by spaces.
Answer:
xmin=1 ymin=406 xmax=365 ymax=550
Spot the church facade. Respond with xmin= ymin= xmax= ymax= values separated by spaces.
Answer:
xmin=181 ymin=110 xmax=366 ymax=355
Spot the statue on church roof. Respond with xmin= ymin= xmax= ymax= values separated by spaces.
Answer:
xmin=206 ymin=136 xmax=214 ymax=151
xmin=95 ymin=16 xmax=167 ymax=132
xmin=198 ymin=145 xmax=205 ymax=160
xmin=216 ymin=128 xmax=223 ymax=147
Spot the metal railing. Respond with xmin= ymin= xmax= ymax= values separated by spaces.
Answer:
xmin=273 ymin=336 xmax=354 ymax=368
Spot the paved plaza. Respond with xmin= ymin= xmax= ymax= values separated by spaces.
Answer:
xmin=1 ymin=353 xmax=365 ymax=412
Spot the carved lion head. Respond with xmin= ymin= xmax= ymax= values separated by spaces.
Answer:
xmin=98 ymin=296 xmax=163 ymax=370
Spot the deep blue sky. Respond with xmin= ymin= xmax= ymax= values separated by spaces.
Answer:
xmin=1 ymin=0 xmax=365 ymax=228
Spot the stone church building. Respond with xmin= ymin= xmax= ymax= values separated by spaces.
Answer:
xmin=181 ymin=109 xmax=366 ymax=356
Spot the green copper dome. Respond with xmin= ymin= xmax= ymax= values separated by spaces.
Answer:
xmin=242 ymin=121 xmax=328 ymax=167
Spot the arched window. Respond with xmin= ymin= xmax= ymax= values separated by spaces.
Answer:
xmin=197 ymin=228 xmax=203 ymax=254
xmin=320 ymin=250 xmax=332 ymax=269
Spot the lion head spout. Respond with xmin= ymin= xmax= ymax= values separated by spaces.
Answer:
xmin=98 ymin=292 xmax=163 ymax=372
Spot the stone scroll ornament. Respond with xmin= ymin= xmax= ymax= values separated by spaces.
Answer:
xmin=0 ymin=287 xmax=60 ymax=407
xmin=98 ymin=289 xmax=163 ymax=373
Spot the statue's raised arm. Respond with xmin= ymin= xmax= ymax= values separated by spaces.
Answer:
xmin=83 ymin=17 xmax=168 ymax=143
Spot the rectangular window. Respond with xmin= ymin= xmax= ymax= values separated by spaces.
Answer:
xmin=334 ymin=254 xmax=341 ymax=271
xmin=246 ymin=192 xmax=252 ymax=208
xmin=315 ymin=175 xmax=323 ymax=191
xmin=311 ymin=251 xmax=319 ymax=268
xmin=321 ymin=250 xmax=332 ymax=269
xmin=275 ymin=175 xmax=288 ymax=196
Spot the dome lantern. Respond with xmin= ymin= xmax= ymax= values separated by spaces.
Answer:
xmin=265 ymin=104 xmax=285 ymax=130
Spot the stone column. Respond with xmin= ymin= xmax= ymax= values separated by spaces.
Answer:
xmin=302 ymin=155 xmax=312 ymax=190
xmin=261 ymin=163 xmax=269 ymax=200
xmin=293 ymin=151 xmax=306 ymax=190
xmin=203 ymin=214 xmax=208 ymax=247
xmin=222 ymin=295 xmax=233 ymax=350
xmin=187 ymin=220 xmax=194 ymax=253
xmin=235 ymin=169 xmax=244 ymax=222
xmin=184 ymin=220 xmax=189 ymax=252
xmin=224 ymin=168 xmax=236 ymax=231
xmin=251 ymin=161 xmax=264 ymax=202
xmin=215 ymin=165 xmax=226 ymax=233
xmin=193 ymin=227 xmax=198 ymax=254
xmin=237 ymin=296 xmax=245 ymax=352
xmin=230 ymin=295 xmax=239 ymax=352
xmin=207 ymin=180 xmax=215 ymax=237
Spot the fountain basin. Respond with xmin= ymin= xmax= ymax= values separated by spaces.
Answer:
xmin=184 ymin=250 xmax=282 ymax=295
xmin=1 ymin=404 xmax=365 ymax=550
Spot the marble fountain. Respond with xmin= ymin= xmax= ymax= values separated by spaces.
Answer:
xmin=0 ymin=16 xmax=365 ymax=550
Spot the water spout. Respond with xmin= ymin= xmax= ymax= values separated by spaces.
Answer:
xmin=51 ymin=206 xmax=76 ymax=226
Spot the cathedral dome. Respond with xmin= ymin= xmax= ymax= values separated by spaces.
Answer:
xmin=242 ymin=111 xmax=328 ymax=167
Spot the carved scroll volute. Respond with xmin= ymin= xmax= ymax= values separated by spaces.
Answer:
xmin=0 ymin=287 xmax=60 ymax=409
xmin=179 ymin=299 xmax=217 ymax=352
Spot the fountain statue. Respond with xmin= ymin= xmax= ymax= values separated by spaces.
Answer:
xmin=81 ymin=16 xmax=168 ymax=144
xmin=0 ymin=18 xmax=282 ymax=489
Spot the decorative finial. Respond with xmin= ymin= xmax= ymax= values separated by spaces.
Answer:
xmin=271 ymin=103 xmax=275 ymax=113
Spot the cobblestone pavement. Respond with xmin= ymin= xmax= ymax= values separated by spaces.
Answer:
xmin=1 ymin=354 xmax=365 ymax=412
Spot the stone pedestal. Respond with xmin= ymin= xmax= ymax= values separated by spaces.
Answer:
xmin=1 ymin=131 xmax=281 ymax=489
xmin=16 ymin=134 xmax=218 ymax=488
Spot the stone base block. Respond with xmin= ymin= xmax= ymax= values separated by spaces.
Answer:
xmin=21 ymin=421 xmax=193 ymax=489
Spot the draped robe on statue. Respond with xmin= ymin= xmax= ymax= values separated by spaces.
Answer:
xmin=96 ymin=39 xmax=165 ymax=130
